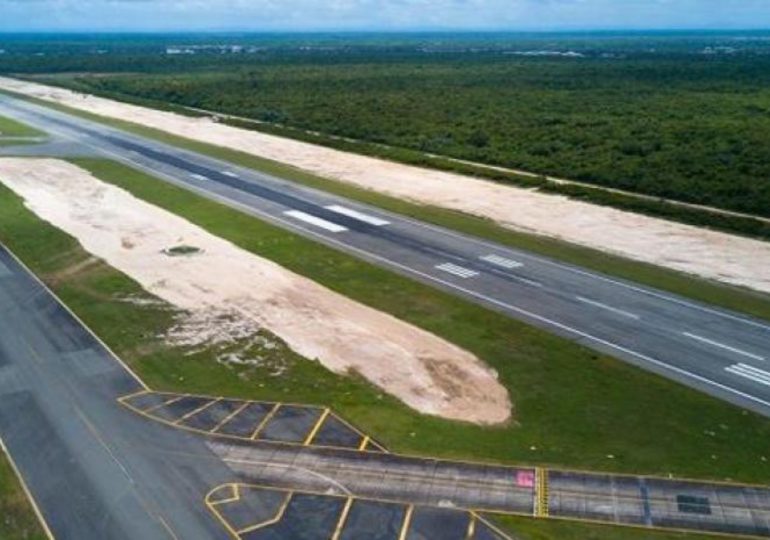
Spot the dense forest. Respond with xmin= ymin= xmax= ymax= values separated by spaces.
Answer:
xmin=4 ymin=32 xmax=770 ymax=218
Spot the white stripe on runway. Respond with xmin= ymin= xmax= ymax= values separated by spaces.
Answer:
xmin=435 ymin=263 xmax=479 ymax=279
xmin=726 ymin=364 xmax=770 ymax=387
xmin=324 ymin=205 xmax=390 ymax=226
xmin=222 ymin=171 xmax=239 ymax=178
xmin=190 ymin=173 xmax=208 ymax=181
xmin=576 ymin=296 xmax=640 ymax=320
xmin=481 ymin=254 xmax=523 ymax=269
xmin=283 ymin=210 xmax=348 ymax=233
xmin=683 ymin=332 xmax=765 ymax=361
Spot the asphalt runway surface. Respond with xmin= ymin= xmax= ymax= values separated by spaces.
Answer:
xmin=1 ymin=94 xmax=769 ymax=419
xmin=1 ymin=242 xmax=769 ymax=538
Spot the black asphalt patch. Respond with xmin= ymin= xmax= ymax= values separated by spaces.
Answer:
xmin=241 ymin=493 xmax=346 ymax=540
xmin=181 ymin=399 xmax=244 ymax=431
xmin=258 ymin=405 xmax=323 ymax=443
xmin=339 ymin=499 xmax=405 ymax=540
xmin=406 ymin=506 xmax=471 ymax=540
xmin=311 ymin=414 xmax=363 ymax=449
xmin=215 ymin=402 xmax=274 ymax=438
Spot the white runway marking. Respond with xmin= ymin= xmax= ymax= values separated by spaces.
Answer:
xmin=481 ymin=254 xmax=523 ymax=269
xmin=190 ymin=173 xmax=208 ymax=181
xmin=726 ymin=364 xmax=770 ymax=387
xmin=683 ymin=332 xmax=765 ymax=361
xmin=324 ymin=205 xmax=390 ymax=226
xmin=435 ymin=263 xmax=479 ymax=279
xmin=221 ymin=170 xmax=239 ymax=178
xmin=283 ymin=210 xmax=348 ymax=233
xmin=576 ymin=296 xmax=640 ymax=320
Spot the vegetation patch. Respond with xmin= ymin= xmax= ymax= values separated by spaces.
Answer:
xmin=0 ymin=448 xmax=46 ymax=540
xmin=2 ymin=158 xmax=769 ymax=487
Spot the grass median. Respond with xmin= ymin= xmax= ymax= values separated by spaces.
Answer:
xmin=0 ymin=447 xmax=47 ymax=540
xmin=0 ymin=114 xmax=44 ymax=146
xmin=3 ymin=87 xmax=770 ymax=323
xmin=2 ymin=157 xmax=769 ymax=486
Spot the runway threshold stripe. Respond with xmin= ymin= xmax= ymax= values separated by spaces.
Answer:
xmin=325 ymin=205 xmax=390 ymax=226
xmin=683 ymin=332 xmax=765 ymax=362
xmin=576 ymin=296 xmax=640 ymax=320
xmin=283 ymin=210 xmax=348 ymax=233
xmin=481 ymin=254 xmax=523 ymax=269
xmin=726 ymin=364 xmax=770 ymax=387
xmin=435 ymin=263 xmax=479 ymax=279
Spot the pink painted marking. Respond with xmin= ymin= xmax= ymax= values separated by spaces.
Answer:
xmin=515 ymin=470 xmax=536 ymax=488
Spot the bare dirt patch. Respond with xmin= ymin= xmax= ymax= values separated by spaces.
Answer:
xmin=2 ymin=77 xmax=768 ymax=294
xmin=0 ymin=157 xmax=510 ymax=424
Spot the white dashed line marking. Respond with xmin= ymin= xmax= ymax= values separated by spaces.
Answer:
xmin=222 ymin=171 xmax=239 ymax=178
xmin=190 ymin=173 xmax=208 ymax=181
xmin=283 ymin=210 xmax=348 ymax=233
xmin=726 ymin=364 xmax=770 ymax=387
xmin=435 ymin=263 xmax=479 ymax=279
xmin=683 ymin=332 xmax=765 ymax=362
xmin=481 ymin=254 xmax=523 ymax=269
xmin=576 ymin=296 xmax=640 ymax=320
xmin=325 ymin=205 xmax=390 ymax=226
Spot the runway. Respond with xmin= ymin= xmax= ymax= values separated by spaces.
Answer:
xmin=0 ymin=93 xmax=768 ymax=418
xmin=1 ymin=241 xmax=769 ymax=538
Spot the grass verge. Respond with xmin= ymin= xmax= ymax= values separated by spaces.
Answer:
xmin=0 ymin=447 xmax=47 ymax=540
xmin=0 ymin=114 xmax=44 ymax=146
xmin=3 ymin=87 xmax=770 ymax=323
xmin=493 ymin=515 xmax=724 ymax=540
xmin=2 ymin=157 xmax=769 ymax=486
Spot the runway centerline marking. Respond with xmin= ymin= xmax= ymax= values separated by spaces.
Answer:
xmin=325 ymin=204 xmax=390 ymax=226
xmin=683 ymin=332 xmax=765 ymax=362
xmin=576 ymin=296 xmax=640 ymax=320
xmin=190 ymin=173 xmax=208 ymax=181
xmin=726 ymin=364 xmax=770 ymax=387
xmin=481 ymin=254 xmax=523 ymax=269
xmin=221 ymin=170 xmax=239 ymax=178
xmin=283 ymin=210 xmax=348 ymax=233
xmin=435 ymin=262 xmax=479 ymax=279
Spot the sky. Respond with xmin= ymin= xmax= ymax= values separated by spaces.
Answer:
xmin=1 ymin=0 xmax=770 ymax=32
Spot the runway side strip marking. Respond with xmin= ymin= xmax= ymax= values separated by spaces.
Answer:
xmin=576 ymin=296 xmax=640 ymax=320
xmin=283 ymin=210 xmax=348 ymax=233
xmin=481 ymin=254 xmax=523 ymax=269
xmin=683 ymin=332 xmax=765 ymax=362
xmin=325 ymin=204 xmax=390 ymax=226
xmin=726 ymin=364 xmax=770 ymax=387
xmin=435 ymin=262 xmax=479 ymax=279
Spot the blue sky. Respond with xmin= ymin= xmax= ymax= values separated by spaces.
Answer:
xmin=2 ymin=0 xmax=770 ymax=32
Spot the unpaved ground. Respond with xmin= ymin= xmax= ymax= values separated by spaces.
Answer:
xmin=1 ymin=77 xmax=769 ymax=294
xmin=0 ymin=158 xmax=510 ymax=424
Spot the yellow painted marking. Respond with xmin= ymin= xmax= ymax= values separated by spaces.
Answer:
xmin=204 ymin=484 xmax=240 ymax=539
xmin=210 ymin=400 xmax=251 ymax=433
xmin=173 ymin=397 xmax=221 ymax=425
xmin=330 ymin=497 xmax=354 ymax=540
xmin=398 ymin=505 xmax=414 ymax=540
xmin=118 ymin=388 xmax=150 ymax=403
xmin=535 ymin=468 xmax=549 ymax=518
xmin=358 ymin=436 xmax=370 ymax=451
xmin=250 ymin=403 xmax=281 ymax=440
xmin=465 ymin=514 xmax=476 ymax=539
xmin=236 ymin=491 xmax=292 ymax=534
xmin=303 ymin=408 xmax=330 ymax=446
xmin=0 ymin=436 xmax=55 ymax=540
xmin=144 ymin=394 xmax=186 ymax=414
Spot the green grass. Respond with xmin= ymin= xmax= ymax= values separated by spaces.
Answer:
xmin=2 ymin=157 xmax=769 ymax=487
xmin=0 ymin=449 xmax=47 ymax=540
xmin=492 ymin=515 xmax=725 ymax=540
xmin=0 ymin=115 xmax=44 ymax=146
xmin=3 ymin=87 xmax=770 ymax=323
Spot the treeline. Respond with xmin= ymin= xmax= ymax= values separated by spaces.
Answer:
xmin=57 ymin=53 xmax=770 ymax=220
